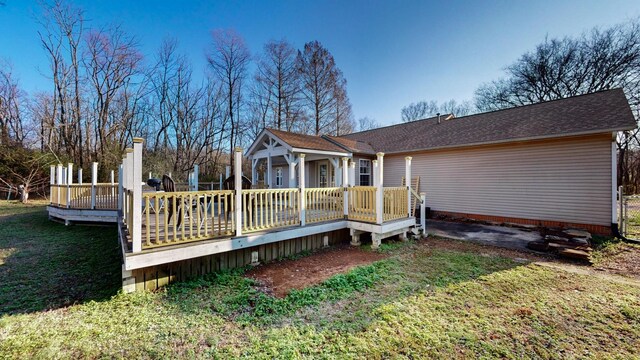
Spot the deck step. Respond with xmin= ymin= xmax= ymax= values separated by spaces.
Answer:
xmin=558 ymin=248 xmax=591 ymax=261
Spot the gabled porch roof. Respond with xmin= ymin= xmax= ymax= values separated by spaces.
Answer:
xmin=246 ymin=128 xmax=352 ymax=159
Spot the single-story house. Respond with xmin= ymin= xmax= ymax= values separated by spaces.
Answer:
xmin=247 ymin=88 xmax=637 ymax=235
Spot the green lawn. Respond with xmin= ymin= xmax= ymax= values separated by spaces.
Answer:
xmin=1 ymin=201 xmax=639 ymax=359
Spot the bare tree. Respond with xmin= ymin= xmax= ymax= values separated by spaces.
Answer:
xmin=401 ymin=100 xmax=438 ymax=122
xmin=0 ymin=62 xmax=26 ymax=145
xmin=356 ymin=116 xmax=380 ymax=131
xmin=207 ymin=29 xmax=250 ymax=170
xmin=440 ymin=99 xmax=473 ymax=117
xmin=254 ymin=40 xmax=301 ymax=130
xmin=84 ymin=25 xmax=143 ymax=170
xmin=474 ymin=19 xmax=640 ymax=189
xmin=37 ymin=0 xmax=84 ymax=166
xmin=297 ymin=40 xmax=339 ymax=135
xmin=401 ymin=99 xmax=472 ymax=121
xmin=332 ymin=72 xmax=354 ymax=135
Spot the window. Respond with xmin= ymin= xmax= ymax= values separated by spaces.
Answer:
xmin=319 ymin=164 xmax=328 ymax=187
xmin=275 ymin=167 xmax=283 ymax=187
xmin=359 ymin=159 xmax=371 ymax=186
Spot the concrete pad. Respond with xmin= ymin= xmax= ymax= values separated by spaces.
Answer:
xmin=427 ymin=220 xmax=543 ymax=251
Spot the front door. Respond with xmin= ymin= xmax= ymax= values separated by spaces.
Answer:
xmin=318 ymin=161 xmax=329 ymax=188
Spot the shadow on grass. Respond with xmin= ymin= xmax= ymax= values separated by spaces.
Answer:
xmin=160 ymin=237 xmax=527 ymax=330
xmin=0 ymin=201 xmax=121 ymax=315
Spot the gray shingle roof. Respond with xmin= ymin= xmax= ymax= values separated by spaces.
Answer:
xmin=342 ymin=89 xmax=636 ymax=154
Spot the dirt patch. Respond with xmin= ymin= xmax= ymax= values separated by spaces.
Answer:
xmin=245 ymin=244 xmax=387 ymax=298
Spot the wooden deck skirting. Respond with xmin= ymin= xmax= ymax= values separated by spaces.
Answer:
xmin=122 ymin=229 xmax=350 ymax=292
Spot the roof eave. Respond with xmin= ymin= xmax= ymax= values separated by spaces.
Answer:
xmin=381 ymin=127 xmax=636 ymax=155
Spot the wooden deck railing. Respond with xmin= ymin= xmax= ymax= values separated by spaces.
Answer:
xmin=305 ymin=187 xmax=344 ymax=223
xmin=49 ymin=183 xmax=119 ymax=210
xmin=95 ymin=184 xmax=118 ymax=209
xmin=50 ymin=185 xmax=60 ymax=206
xmin=141 ymin=190 xmax=235 ymax=249
xmin=241 ymin=188 xmax=299 ymax=233
xmin=68 ymin=184 xmax=92 ymax=208
xmin=383 ymin=187 xmax=408 ymax=222
xmin=347 ymin=186 xmax=377 ymax=223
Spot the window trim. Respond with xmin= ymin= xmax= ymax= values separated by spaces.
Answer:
xmin=359 ymin=159 xmax=371 ymax=186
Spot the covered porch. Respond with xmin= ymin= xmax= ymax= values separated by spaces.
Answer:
xmin=247 ymin=128 xmax=358 ymax=189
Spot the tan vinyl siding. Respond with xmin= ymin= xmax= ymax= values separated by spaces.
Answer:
xmin=384 ymin=134 xmax=613 ymax=226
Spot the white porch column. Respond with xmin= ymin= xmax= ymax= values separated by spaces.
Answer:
xmin=110 ymin=170 xmax=115 ymax=184
xmin=299 ymin=154 xmax=306 ymax=226
xmin=225 ymin=165 xmax=230 ymax=179
xmin=57 ymin=164 xmax=63 ymax=185
xmin=405 ymin=156 xmax=412 ymax=218
xmin=219 ymin=174 xmax=223 ymax=190
xmin=62 ymin=166 xmax=67 ymax=185
xmin=372 ymin=159 xmax=380 ymax=224
xmin=56 ymin=164 xmax=63 ymax=205
xmin=612 ymin=138 xmax=617 ymax=225
xmin=234 ymin=148 xmax=243 ymax=236
xmin=193 ymin=164 xmax=199 ymax=191
xmin=132 ymin=138 xmax=144 ymax=253
xmin=267 ymin=154 xmax=272 ymax=188
xmin=375 ymin=152 xmax=384 ymax=224
xmin=349 ymin=161 xmax=356 ymax=187
xmin=68 ymin=163 xmax=74 ymax=185
xmin=66 ymin=163 xmax=73 ymax=208
xmin=78 ymin=168 xmax=83 ymax=185
xmin=118 ymin=163 xmax=123 ymax=211
xmin=91 ymin=162 xmax=98 ymax=209
xmin=49 ymin=165 xmax=55 ymax=204
xmin=342 ymin=157 xmax=349 ymax=216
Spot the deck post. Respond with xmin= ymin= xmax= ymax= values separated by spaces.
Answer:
xmin=349 ymin=161 xmax=355 ymax=187
xmin=194 ymin=164 xmax=199 ymax=191
xmin=219 ymin=174 xmax=223 ymax=190
xmin=91 ymin=162 xmax=98 ymax=209
xmin=125 ymin=150 xmax=133 ymax=225
xmin=267 ymin=153 xmax=272 ymax=189
xmin=420 ymin=192 xmax=426 ymax=233
xmin=132 ymin=138 xmax=144 ymax=253
xmin=78 ymin=168 xmax=83 ymax=185
xmin=67 ymin=163 xmax=73 ymax=208
xmin=110 ymin=169 xmax=115 ymax=201
xmin=299 ymin=153 xmax=306 ymax=226
xmin=405 ymin=156 xmax=412 ymax=217
xmin=234 ymin=147 xmax=243 ymax=237
xmin=342 ymin=157 xmax=349 ymax=216
xmin=118 ymin=164 xmax=123 ymax=211
xmin=226 ymin=165 xmax=230 ymax=179
xmin=57 ymin=164 xmax=63 ymax=205
xmin=49 ymin=165 xmax=55 ymax=204
xmin=372 ymin=159 xmax=379 ymax=222
xmin=375 ymin=152 xmax=384 ymax=224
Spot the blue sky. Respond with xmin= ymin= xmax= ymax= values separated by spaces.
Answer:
xmin=1 ymin=0 xmax=639 ymax=125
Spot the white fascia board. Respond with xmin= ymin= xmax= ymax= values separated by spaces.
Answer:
xmin=291 ymin=148 xmax=351 ymax=157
